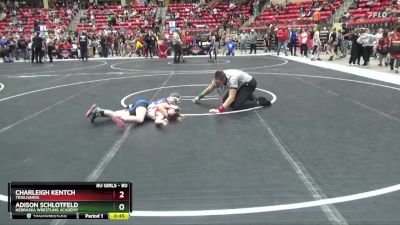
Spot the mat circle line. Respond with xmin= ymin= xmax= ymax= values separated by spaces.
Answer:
xmin=167 ymin=60 xmax=231 ymax=66
xmin=0 ymin=83 xmax=4 ymax=92
xmin=120 ymin=84 xmax=277 ymax=116
xmin=110 ymin=57 xmax=288 ymax=73
xmin=1 ymin=60 xmax=107 ymax=76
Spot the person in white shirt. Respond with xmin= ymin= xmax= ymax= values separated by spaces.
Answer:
xmin=300 ymin=28 xmax=309 ymax=57
xmin=374 ymin=28 xmax=383 ymax=56
xmin=311 ymin=27 xmax=322 ymax=61
xmin=239 ymin=31 xmax=249 ymax=54
xmin=193 ymin=70 xmax=271 ymax=113
xmin=229 ymin=2 xmax=236 ymax=10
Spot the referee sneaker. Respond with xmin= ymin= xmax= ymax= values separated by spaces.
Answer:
xmin=193 ymin=69 xmax=271 ymax=113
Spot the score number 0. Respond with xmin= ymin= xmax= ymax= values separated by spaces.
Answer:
xmin=118 ymin=191 xmax=125 ymax=211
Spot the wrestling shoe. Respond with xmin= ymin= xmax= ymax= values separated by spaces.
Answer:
xmin=112 ymin=117 xmax=125 ymax=127
xmin=257 ymin=97 xmax=272 ymax=107
xmin=85 ymin=104 xmax=97 ymax=118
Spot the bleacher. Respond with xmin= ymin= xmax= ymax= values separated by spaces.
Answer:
xmin=244 ymin=0 xmax=343 ymax=31
xmin=165 ymin=3 xmax=251 ymax=32
xmin=0 ymin=7 xmax=74 ymax=34
xmin=76 ymin=4 xmax=158 ymax=33
xmin=346 ymin=0 xmax=398 ymax=28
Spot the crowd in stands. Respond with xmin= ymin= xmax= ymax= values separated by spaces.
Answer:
xmin=1 ymin=0 xmax=400 ymax=74
xmin=77 ymin=3 xmax=160 ymax=34
xmin=0 ymin=0 xmax=79 ymax=34
xmin=250 ymin=0 xmax=343 ymax=30
xmin=165 ymin=1 xmax=254 ymax=31
xmin=0 ymin=0 xmax=79 ymax=63
xmin=342 ymin=0 xmax=399 ymax=27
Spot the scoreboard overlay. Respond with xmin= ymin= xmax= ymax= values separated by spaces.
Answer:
xmin=8 ymin=182 xmax=132 ymax=220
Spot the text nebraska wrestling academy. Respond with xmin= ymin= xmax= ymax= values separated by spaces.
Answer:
xmin=14 ymin=190 xmax=75 ymax=199
xmin=15 ymin=202 xmax=79 ymax=213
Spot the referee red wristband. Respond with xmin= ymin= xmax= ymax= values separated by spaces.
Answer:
xmin=218 ymin=105 xmax=225 ymax=113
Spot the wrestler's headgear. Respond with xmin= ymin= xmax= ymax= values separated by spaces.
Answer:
xmin=168 ymin=93 xmax=181 ymax=105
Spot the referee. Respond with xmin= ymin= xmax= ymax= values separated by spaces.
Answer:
xmin=193 ymin=70 xmax=271 ymax=113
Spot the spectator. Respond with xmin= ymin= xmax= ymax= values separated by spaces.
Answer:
xmin=229 ymin=2 xmax=236 ymax=11
xmin=347 ymin=29 xmax=362 ymax=66
xmin=17 ymin=35 xmax=29 ymax=61
xmin=226 ymin=38 xmax=236 ymax=56
xmin=268 ymin=30 xmax=275 ymax=52
xmin=107 ymin=34 xmax=113 ymax=56
xmin=7 ymin=35 xmax=17 ymax=61
xmin=100 ymin=34 xmax=108 ymax=58
xmin=336 ymin=31 xmax=343 ymax=59
xmin=377 ymin=31 xmax=389 ymax=66
xmin=135 ymin=37 xmax=144 ymax=57
xmin=341 ymin=23 xmax=350 ymax=58
xmin=0 ymin=36 xmax=9 ymax=63
xmin=0 ymin=11 xmax=6 ymax=21
xmin=313 ymin=9 xmax=321 ymax=24
xmin=327 ymin=27 xmax=337 ymax=61
xmin=289 ymin=28 xmax=298 ymax=56
xmin=357 ymin=28 xmax=375 ymax=67
xmin=375 ymin=28 xmax=384 ymax=56
xmin=47 ymin=34 xmax=56 ymax=63
xmin=249 ymin=29 xmax=258 ymax=54
xmin=311 ymin=26 xmax=322 ymax=61
xmin=299 ymin=27 xmax=309 ymax=57
xmin=276 ymin=27 xmax=288 ymax=56
xmin=389 ymin=26 xmax=400 ymax=73
xmin=239 ymin=31 xmax=249 ymax=54
xmin=113 ymin=34 xmax=120 ymax=56
xmin=157 ymin=39 xmax=169 ymax=58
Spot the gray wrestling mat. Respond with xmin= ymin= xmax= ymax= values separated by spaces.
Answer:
xmin=0 ymin=55 xmax=399 ymax=225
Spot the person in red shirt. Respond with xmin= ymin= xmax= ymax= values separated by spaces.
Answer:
xmin=183 ymin=31 xmax=192 ymax=55
xmin=389 ymin=26 xmax=400 ymax=72
xmin=377 ymin=31 xmax=389 ymax=66
xmin=276 ymin=28 xmax=288 ymax=56
xmin=157 ymin=39 xmax=169 ymax=58
xmin=185 ymin=33 xmax=193 ymax=45
xmin=64 ymin=42 xmax=72 ymax=49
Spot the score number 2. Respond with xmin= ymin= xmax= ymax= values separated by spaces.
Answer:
xmin=118 ymin=191 xmax=127 ymax=211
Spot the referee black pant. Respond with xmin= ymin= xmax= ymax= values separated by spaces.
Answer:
xmin=47 ymin=46 xmax=54 ymax=62
xmin=223 ymin=78 xmax=257 ymax=110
